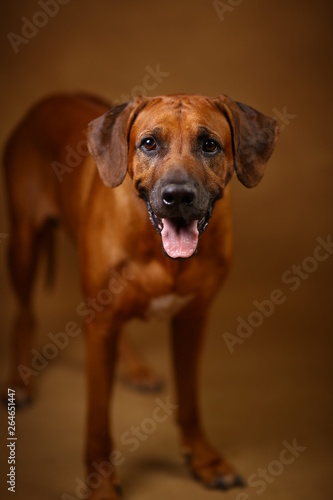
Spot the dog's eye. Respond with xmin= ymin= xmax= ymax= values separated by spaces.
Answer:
xmin=202 ymin=139 xmax=219 ymax=153
xmin=141 ymin=137 xmax=157 ymax=151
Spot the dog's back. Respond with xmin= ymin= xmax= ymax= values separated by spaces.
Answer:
xmin=4 ymin=94 xmax=109 ymax=239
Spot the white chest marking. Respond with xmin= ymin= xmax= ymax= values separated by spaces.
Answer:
xmin=146 ymin=293 xmax=194 ymax=320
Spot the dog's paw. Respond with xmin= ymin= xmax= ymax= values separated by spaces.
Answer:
xmin=183 ymin=445 xmax=245 ymax=491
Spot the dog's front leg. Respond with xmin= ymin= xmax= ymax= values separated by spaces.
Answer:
xmin=85 ymin=317 xmax=122 ymax=500
xmin=171 ymin=304 xmax=244 ymax=491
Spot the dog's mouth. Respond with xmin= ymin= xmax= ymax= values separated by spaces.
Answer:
xmin=144 ymin=198 xmax=215 ymax=259
xmin=161 ymin=218 xmax=199 ymax=259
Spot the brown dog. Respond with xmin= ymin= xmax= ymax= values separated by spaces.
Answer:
xmin=3 ymin=93 xmax=278 ymax=498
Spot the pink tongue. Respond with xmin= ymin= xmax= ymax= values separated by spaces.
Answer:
xmin=161 ymin=219 xmax=199 ymax=258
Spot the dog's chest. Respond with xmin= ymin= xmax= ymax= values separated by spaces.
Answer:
xmin=146 ymin=293 xmax=193 ymax=320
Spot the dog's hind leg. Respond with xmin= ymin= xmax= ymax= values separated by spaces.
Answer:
xmin=2 ymin=112 xmax=61 ymax=409
xmin=117 ymin=331 xmax=164 ymax=393
xmin=4 ymin=219 xmax=56 ymax=408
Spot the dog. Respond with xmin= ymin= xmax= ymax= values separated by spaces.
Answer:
xmin=3 ymin=92 xmax=278 ymax=499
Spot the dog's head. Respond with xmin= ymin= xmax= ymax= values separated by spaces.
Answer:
xmin=88 ymin=94 xmax=278 ymax=259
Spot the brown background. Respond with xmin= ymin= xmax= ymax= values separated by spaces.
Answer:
xmin=0 ymin=1 xmax=332 ymax=499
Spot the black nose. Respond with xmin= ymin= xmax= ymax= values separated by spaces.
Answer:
xmin=162 ymin=184 xmax=196 ymax=208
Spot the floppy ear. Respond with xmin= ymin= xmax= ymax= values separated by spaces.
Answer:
xmin=216 ymin=94 xmax=279 ymax=188
xmin=87 ymin=97 xmax=147 ymax=188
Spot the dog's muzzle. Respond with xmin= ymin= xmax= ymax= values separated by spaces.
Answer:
xmin=141 ymin=180 xmax=217 ymax=259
